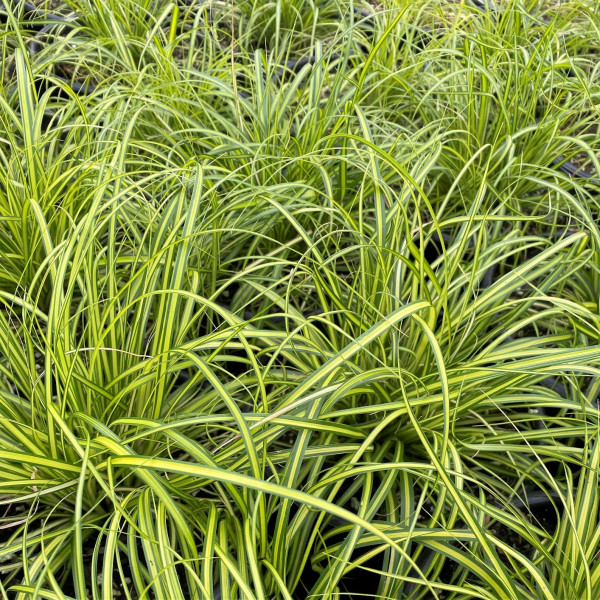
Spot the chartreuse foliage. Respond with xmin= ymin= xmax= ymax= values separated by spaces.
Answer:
xmin=1 ymin=0 xmax=600 ymax=599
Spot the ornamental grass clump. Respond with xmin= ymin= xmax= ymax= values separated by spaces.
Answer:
xmin=1 ymin=1 xmax=600 ymax=599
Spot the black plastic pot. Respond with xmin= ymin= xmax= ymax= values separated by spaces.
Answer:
xmin=3 ymin=0 xmax=67 ymax=24
xmin=4 ymin=1 xmax=96 ymax=96
xmin=510 ymin=488 xmax=563 ymax=533
xmin=553 ymin=156 xmax=594 ymax=180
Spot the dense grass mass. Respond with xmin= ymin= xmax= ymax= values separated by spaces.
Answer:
xmin=0 ymin=0 xmax=600 ymax=598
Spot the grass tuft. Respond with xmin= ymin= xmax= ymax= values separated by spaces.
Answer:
xmin=1 ymin=1 xmax=600 ymax=599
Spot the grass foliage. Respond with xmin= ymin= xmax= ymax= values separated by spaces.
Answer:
xmin=1 ymin=0 xmax=600 ymax=598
